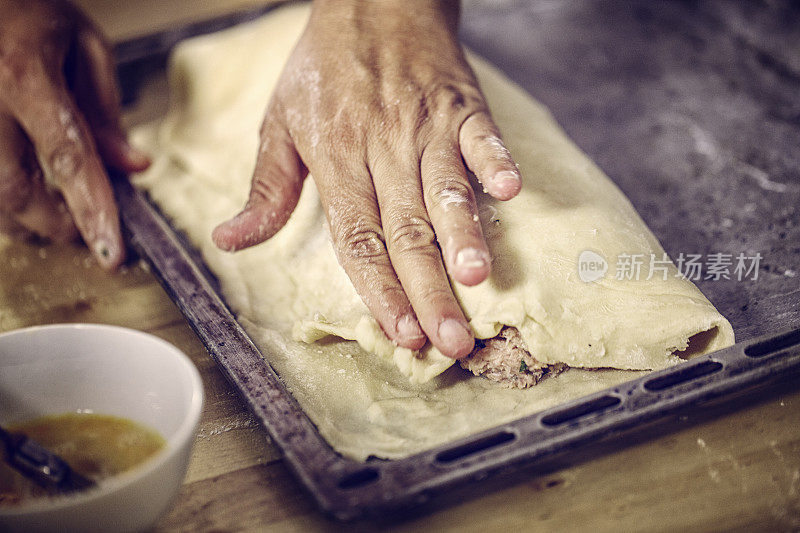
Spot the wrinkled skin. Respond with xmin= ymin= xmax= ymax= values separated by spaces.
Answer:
xmin=213 ymin=0 xmax=522 ymax=359
xmin=0 ymin=0 xmax=521 ymax=359
xmin=0 ymin=0 xmax=149 ymax=268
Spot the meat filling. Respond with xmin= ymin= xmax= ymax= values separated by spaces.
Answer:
xmin=459 ymin=326 xmax=568 ymax=389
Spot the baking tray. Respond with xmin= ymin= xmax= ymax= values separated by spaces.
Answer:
xmin=110 ymin=11 xmax=800 ymax=520
xmin=111 ymin=174 xmax=800 ymax=522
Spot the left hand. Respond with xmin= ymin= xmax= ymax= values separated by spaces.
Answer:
xmin=0 ymin=0 xmax=149 ymax=267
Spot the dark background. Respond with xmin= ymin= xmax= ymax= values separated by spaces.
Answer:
xmin=461 ymin=0 xmax=800 ymax=341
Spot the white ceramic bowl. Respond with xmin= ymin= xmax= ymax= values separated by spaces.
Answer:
xmin=0 ymin=323 xmax=204 ymax=533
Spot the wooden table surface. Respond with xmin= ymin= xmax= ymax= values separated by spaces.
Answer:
xmin=1 ymin=1 xmax=798 ymax=531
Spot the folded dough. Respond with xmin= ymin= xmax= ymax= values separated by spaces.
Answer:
xmin=131 ymin=3 xmax=734 ymax=459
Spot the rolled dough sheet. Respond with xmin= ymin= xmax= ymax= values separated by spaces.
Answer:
xmin=131 ymin=3 xmax=734 ymax=460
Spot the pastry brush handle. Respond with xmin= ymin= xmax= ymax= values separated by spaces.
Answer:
xmin=0 ymin=424 xmax=96 ymax=493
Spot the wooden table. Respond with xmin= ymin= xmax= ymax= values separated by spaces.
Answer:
xmin=2 ymin=0 xmax=798 ymax=530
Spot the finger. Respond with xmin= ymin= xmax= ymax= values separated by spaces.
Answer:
xmin=459 ymin=112 xmax=521 ymax=201
xmin=317 ymin=161 xmax=426 ymax=351
xmin=72 ymin=23 xmax=150 ymax=172
xmin=12 ymin=85 xmax=124 ymax=268
xmin=212 ymin=112 xmax=307 ymax=251
xmin=0 ymin=117 xmax=76 ymax=242
xmin=421 ymin=139 xmax=491 ymax=286
xmin=0 ymin=211 xmax=33 ymax=241
xmin=372 ymin=151 xmax=474 ymax=359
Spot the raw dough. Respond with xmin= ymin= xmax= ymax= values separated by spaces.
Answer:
xmin=132 ymin=3 xmax=734 ymax=459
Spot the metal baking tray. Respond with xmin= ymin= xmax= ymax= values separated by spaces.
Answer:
xmin=112 ymin=174 xmax=800 ymax=521
xmin=110 ymin=7 xmax=800 ymax=519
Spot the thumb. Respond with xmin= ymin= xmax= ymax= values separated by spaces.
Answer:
xmin=212 ymin=112 xmax=307 ymax=251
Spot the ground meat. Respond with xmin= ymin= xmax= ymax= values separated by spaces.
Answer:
xmin=459 ymin=326 xmax=568 ymax=389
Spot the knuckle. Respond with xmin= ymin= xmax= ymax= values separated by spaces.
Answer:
xmin=410 ymin=101 xmax=431 ymax=133
xmin=361 ymin=284 xmax=409 ymax=327
xmin=379 ymin=82 xmax=431 ymax=136
xmin=366 ymin=131 xmax=395 ymax=157
xmin=0 ymin=168 xmax=32 ymax=212
xmin=388 ymin=216 xmax=437 ymax=255
xmin=426 ymin=178 xmax=475 ymax=211
xmin=47 ymin=141 xmax=84 ymax=183
xmin=398 ymin=90 xmax=430 ymax=131
xmin=428 ymin=82 xmax=484 ymax=116
xmin=434 ymin=84 xmax=466 ymax=110
xmin=373 ymin=284 xmax=408 ymax=308
xmin=323 ymin=119 xmax=359 ymax=155
xmin=335 ymin=222 xmax=387 ymax=261
xmin=417 ymin=285 xmax=455 ymax=307
xmin=0 ymin=45 xmax=38 ymax=89
xmin=249 ymin=177 xmax=295 ymax=208
xmin=369 ymin=147 xmax=414 ymax=178
xmin=381 ymin=79 xmax=422 ymax=110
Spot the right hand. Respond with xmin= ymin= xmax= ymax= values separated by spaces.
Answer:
xmin=0 ymin=0 xmax=149 ymax=268
xmin=212 ymin=0 xmax=522 ymax=358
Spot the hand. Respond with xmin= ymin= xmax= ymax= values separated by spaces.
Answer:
xmin=213 ymin=0 xmax=521 ymax=358
xmin=0 ymin=0 xmax=149 ymax=268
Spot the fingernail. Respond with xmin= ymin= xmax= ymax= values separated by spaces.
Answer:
xmin=493 ymin=170 xmax=520 ymax=186
xmin=488 ymin=170 xmax=521 ymax=199
xmin=93 ymin=237 xmax=119 ymax=269
xmin=396 ymin=314 xmax=425 ymax=342
xmin=124 ymin=141 xmax=151 ymax=169
xmin=455 ymin=247 xmax=489 ymax=270
xmin=438 ymin=319 xmax=473 ymax=356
